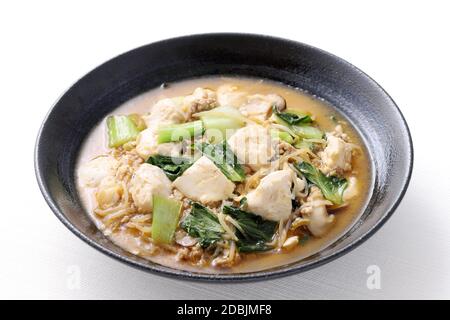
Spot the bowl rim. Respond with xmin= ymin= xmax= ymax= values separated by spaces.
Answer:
xmin=34 ymin=32 xmax=414 ymax=282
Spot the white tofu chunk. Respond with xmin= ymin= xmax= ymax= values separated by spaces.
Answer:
xmin=129 ymin=163 xmax=172 ymax=213
xmin=227 ymin=125 xmax=276 ymax=171
xmin=143 ymin=97 xmax=188 ymax=129
xmin=173 ymin=156 xmax=235 ymax=204
xmin=217 ymin=84 xmax=248 ymax=108
xmin=78 ymin=156 xmax=119 ymax=188
xmin=239 ymin=94 xmax=285 ymax=121
xmin=320 ymin=134 xmax=353 ymax=175
xmin=155 ymin=142 xmax=183 ymax=157
xmin=137 ymin=97 xmax=187 ymax=160
xmin=135 ymin=128 xmax=159 ymax=160
xmin=135 ymin=128 xmax=182 ymax=160
xmin=301 ymin=186 xmax=334 ymax=237
xmin=246 ymin=169 xmax=294 ymax=221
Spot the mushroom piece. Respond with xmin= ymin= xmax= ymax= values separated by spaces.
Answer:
xmin=282 ymin=236 xmax=299 ymax=250
xmin=175 ymin=230 xmax=198 ymax=247
xmin=290 ymin=217 xmax=310 ymax=231
xmin=300 ymin=186 xmax=335 ymax=237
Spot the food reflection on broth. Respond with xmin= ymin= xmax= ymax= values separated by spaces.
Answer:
xmin=76 ymin=77 xmax=371 ymax=273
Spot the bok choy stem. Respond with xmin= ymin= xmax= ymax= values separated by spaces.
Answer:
xmin=151 ymin=195 xmax=182 ymax=244
xmin=273 ymin=106 xmax=323 ymax=140
xmin=107 ymin=115 xmax=141 ymax=148
xmin=157 ymin=120 xmax=204 ymax=144
xmin=270 ymin=129 xmax=295 ymax=144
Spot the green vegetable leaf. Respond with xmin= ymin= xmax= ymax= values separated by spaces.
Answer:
xmin=196 ymin=142 xmax=246 ymax=182
xmin=147 ymin=155 xmax=193 ymax=181
xmin=239 ymin=197 xmax=248 ymax=209
xmin=222 ymin=205 xmax=278 ymax=252
xmin=294 ymin=162 xmax=348 ymax=205
xmin=152 ymin=195 xmax=182 ymax=244
xmin=272 ymin=107 xmax=323 ymax=140
xmin=237 ymin=240 xmax=272 ymax=253
xmin=180 ymin=202 xmax=224 ymax=248
xmin=273 ymin=106 xmax=312 ymax=125
xmin=222 ymin=206 xmax=277 ymax=242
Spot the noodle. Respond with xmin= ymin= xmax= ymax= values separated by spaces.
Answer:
xmin=126 ymin=222 xmax=152 ymax=234
xmin=94 ymin=204 xmax=127 ymax=217
xmin=217 ymin=212 xmax=238 ymax=241
xmin=228 ymin=240 xmax=236 ymax=262
xmin=225 ymin=215 xmax=246 ymax=236
xmin=103 ymin=208 xmax=131 ymax=223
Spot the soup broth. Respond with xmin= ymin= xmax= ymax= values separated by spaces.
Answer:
xmin=76 ymin=76 xmax=371 ymax=273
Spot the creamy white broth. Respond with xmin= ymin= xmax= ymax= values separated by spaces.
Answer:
xmin=76 ymin=76 xmax=371 ymax=274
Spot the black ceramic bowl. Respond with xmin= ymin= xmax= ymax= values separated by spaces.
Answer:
xmin=35 ymin=33 xmax=413 ymax=281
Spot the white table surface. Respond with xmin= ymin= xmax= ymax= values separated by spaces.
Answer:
xmin=1 ymin=0 xmax=449 ymax=299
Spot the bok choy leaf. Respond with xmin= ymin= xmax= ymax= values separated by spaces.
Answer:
xmin=273 ymin=106 xmax=323 ymax=140
xmin=196 ymin=142 xmax=246 ymax=182
xmin=222 ymin=205 xmax=278 ymax=252
xmin=147 ymin=155 xmax=193 ymax=181
xmin=272 ymin=106 xmax=312 ymax=125
xmin=293 ymin=161 xmax=348 ymax=205
xmin=180 ymin=202 xmax=224 ymax=248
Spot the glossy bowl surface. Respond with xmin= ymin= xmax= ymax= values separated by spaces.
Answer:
xmin=35 ymin=33 xmax=413 ymax=281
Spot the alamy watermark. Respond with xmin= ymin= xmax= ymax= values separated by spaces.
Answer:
xmin=66 ymin=265 xmax=81 ymax=290
xmin=366 ymin=265 xmax=381 ymax=290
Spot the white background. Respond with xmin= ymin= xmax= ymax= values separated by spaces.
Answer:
xmin=1 ymin=0 xmax=449 ymax=299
